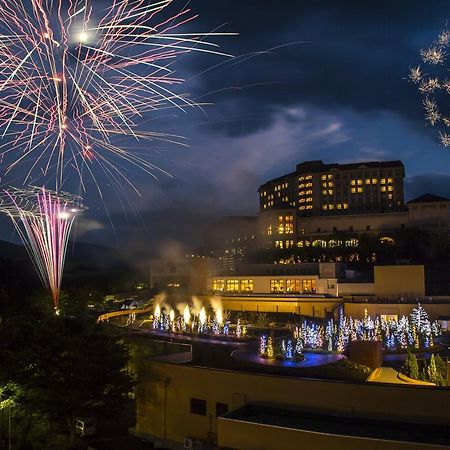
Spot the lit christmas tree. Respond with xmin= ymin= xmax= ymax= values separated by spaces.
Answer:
xmin=285 ymin=339 xmax=294 ymax=359
xmin=267 ymin=336 xmax=274 ymax=358
xmin=259 ymin=334 xmax=268 ymax=356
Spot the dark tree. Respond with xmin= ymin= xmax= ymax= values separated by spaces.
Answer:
xmin=0 ymin=310 xmax=134 ymax=448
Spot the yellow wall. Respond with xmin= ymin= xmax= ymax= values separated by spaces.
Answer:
xmin=135 ymin=360 xmax=450 ymax=447
xmin=374 ymin=265 xmax=425 ymax=298
xmin=209 ymin=295 xmax=340 ymax=318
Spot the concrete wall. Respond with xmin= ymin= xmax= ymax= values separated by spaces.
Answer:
xmin=344 ymin=302 xmax=450 ymax=321
xmin=218 ymin=417 xmax=448 ymax=450
xmin=135 ymin=361 xmax=450 ymax=448
xmin=374 ymin=265 xmax=425 ymax=298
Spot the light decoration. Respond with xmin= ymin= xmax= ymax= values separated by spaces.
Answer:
xmin=0 ymin=186 xmax=83 ymax=311
xmin=259 ymin=304 xmax=441 ymax=360
xmin=0 ymin=0 xmax=234 ymax=191
xmin=150 ymin=303 xmax=243 ymax=337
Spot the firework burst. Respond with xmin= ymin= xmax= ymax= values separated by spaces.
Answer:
xmin=0 ymin=0 xmax=232 ymax=192
xmin=410 ymin=28 xmax=450 ymax=147
xmin=0 ymin=186 xmax=84 ymax=311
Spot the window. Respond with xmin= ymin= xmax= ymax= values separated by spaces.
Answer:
xmin=240 ymin=279 xmax=254 ymax=292
xmin=270 ymin=279 xmax=285 ymax=293
xmin=190 ymin=398 xmax=206 ymax=416
xmin=267 ymin=225 xmax=272 ymax=235
xmin=226 ymin=279 xmax=239 ymax=292
xmin=216 ymin=402 xmax=228 ymax=418
xmin=302 ymin=279 xmax=317 ymax=293
xmin=212 ymin=279 xmax=225 ymax=291
xmin=286 ymin=279 xmax=301 ymax=292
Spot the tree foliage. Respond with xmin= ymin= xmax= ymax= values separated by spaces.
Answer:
xmin=0 ymin=307 xmax=134 ymax=448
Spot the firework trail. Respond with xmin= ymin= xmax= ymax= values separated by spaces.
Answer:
xmin=0 ymin=186 xmax=84 ymax=311
xmin=0 ymin=0 xmax=232 ymax=192
xmin=410 ymin=29 xmax=450 ymax=147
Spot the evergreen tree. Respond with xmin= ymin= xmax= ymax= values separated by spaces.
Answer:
xmin=405 ymin=349 xmax=419 ymax=380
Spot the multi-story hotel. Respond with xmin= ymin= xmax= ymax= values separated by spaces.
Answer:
xmin=258 ymin=160 xmax=405 ymax=215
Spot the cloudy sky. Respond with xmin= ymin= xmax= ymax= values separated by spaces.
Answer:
xmin=3 ymin=0 xmax=450 ymax=252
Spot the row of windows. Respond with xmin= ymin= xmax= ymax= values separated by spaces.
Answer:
xmin=321 ymin=174 xmax=333 ymax=180
xmin=297 ymin=238 xmax=359 ymax=248
xmin=299 ymin=189 xmax=313 ymax=196
xmin=299 ymin=182 xmax=313 ymax=188
xmin=274 ymin=182 xmax=289 ymax=191
xmin=298 ymin=175 xmax=313 ymax=181
xmin=299 ymin=205 xmax=313 ymax=211
xmin=275 ymin=240 xmax=295 ymax=249
xmin=212 ymin=279 xmax=254 ymax=292
xmin=212 ymin=278 xmax=317 ymax=293
xmin=270 ymin=279 xmax=317 ymax=293
xmin=322 ymin=203 xmax=349 ymax=210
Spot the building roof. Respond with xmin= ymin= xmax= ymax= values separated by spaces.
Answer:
xmin=407 ymin=193 xmax=450 ymax=204
xmin=259 ymin=160 xmax=404 ymax=189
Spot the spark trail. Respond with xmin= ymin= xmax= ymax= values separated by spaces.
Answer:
xmin=0 ymin=0 xmax=232 ymax=192
xmin=0 ymin=186 xmax=84 ymax=311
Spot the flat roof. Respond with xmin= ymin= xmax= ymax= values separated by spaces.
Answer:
xmin=222 ymin=404 xmax=450 ymax=446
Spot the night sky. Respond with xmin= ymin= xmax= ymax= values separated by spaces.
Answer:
xmin=3 ymin=0 xmax=450 ymax=253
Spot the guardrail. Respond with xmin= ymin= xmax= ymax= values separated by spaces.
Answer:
xmin=97 ymin=306 xmax=153 ymax=323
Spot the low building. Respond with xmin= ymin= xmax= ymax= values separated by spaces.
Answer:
xmin=133 ymin=345 xmax=450 ymax=450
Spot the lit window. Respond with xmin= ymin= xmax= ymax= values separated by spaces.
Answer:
xmin=351 ymin=180 xmax=356 ymax=186
xmin=306 ymin=205 xmax=313 ymax=209
xmin=305 ymin=175 xmax=312 ymax=180
xmin=343 ymin=203 xmax=349 ymax=209
xmin=388 ymin=194 xmax=393 ymax=199
xmin=381 ymin=186 xmax=386 ymax=192
xmin=337 ymin=204 xmax=342 ymax=209
xmin=328 ymin=204 xmax=335 ymax=209
xmin=299 ymin=176 xmax=304 ymax=181
xmin=357 ymin=187 xmax=363 ymax=193
xmin=387 ymin=178 xmax=393 ymax=183
xmin=270 ymin=279 xmax=285 ymax=293
xmin=381 ymin=178 xmax=386 ymax=184
xmin=357 ymin=179 xmax=363 ymax=185
xmin=322 ymin=189 xmax=327 ymax=195
xmin=285 ymin=240 xmax=294 ymax=248
xmin=322 ymin=205 xmax=328 ymax=210
xmin=267 ymin=225 xmax=272 ymax=235
xmin=305 ymin=182 xmax=312 ymax=187
xmin=328 ymin=182 xmax=334 ymax=187
xmin=328 ymin=174 xmax=333 ymax=179
xmin=299 ymin=190 xmax=305 ymax=196
xmin=212 ymin=279 xmax=225 ymax=291
xmin=306 ymin=197 xmax=313 ymax=202
xmin=388 ymin=186 xmax=393 ymax=191
xmin=302 ymin=279 xmax=317 ymax=293
xmin=365 ymin=179 xmax=371 ymax=184
xmin=328 ymin=189 xmax=333 ymax=195
xmin=240 ymin=279 xmax=254 ymax=292
xmin=275 ymin=240 xmax=284 ymax=249
xmin=372 ymin=178 xmax=378 ymax=184
xmin=286 ymin=279 xmax=301 ymax=292
xmin=226 ymin=279 xmax=239 ymax=292
xmin=321 ymin=175 xmax=327 ymax=180
xmin=351 ymin=187 xmax=356 ymax=193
